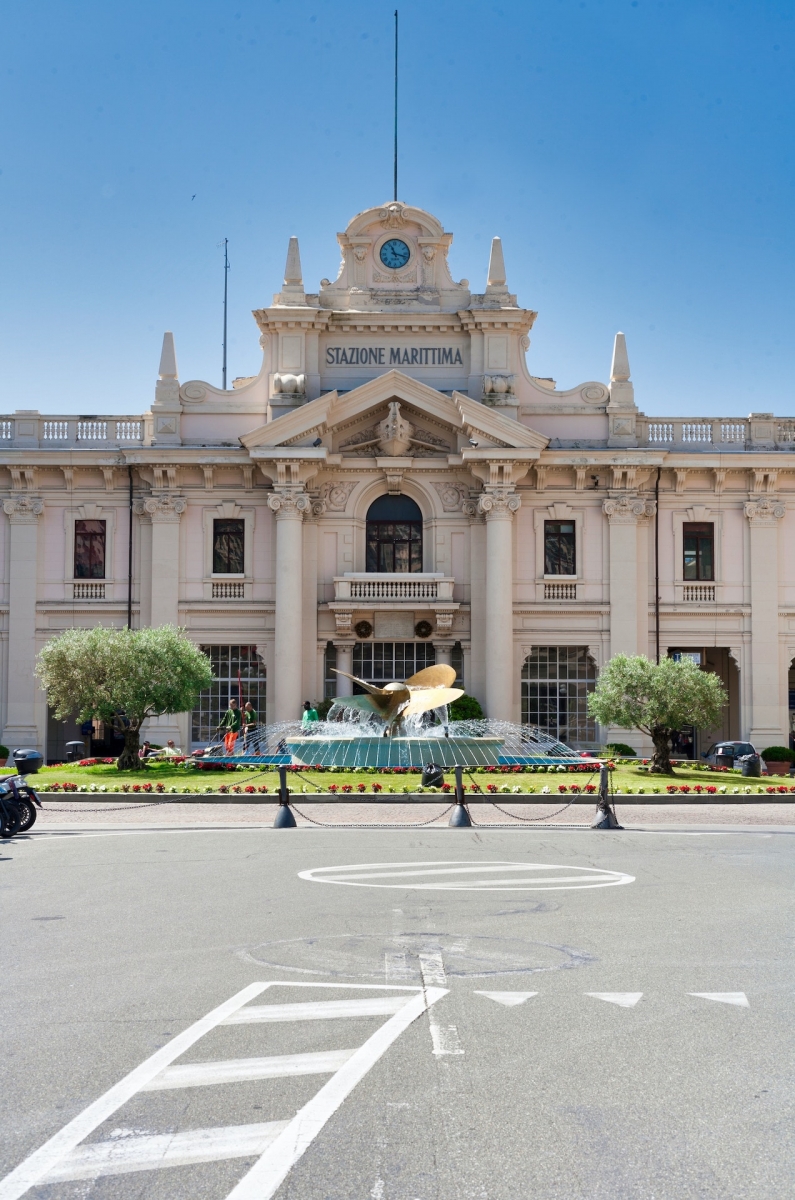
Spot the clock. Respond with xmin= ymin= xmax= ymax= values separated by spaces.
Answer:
xmin=379 ymin=238 xmax=411 ymax=270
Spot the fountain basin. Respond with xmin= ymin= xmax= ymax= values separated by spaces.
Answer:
xmin=285 ymin=735 xmax=504 ymax=770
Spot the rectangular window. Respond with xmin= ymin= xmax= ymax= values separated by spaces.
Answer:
xmin=544 ymin=521 xmax=575 ymax=576
xmin=521 ymin=646 xmax=598 ymax=748
xmin=683 ymin=523 xmax=714 ymax=581
xmin=74 ymin=519 xmax=106 ymax=579
xmin=213 ymin=518 xmax=245 ymax=574
xmin=191 ymin=645 xmax=266 ymax=746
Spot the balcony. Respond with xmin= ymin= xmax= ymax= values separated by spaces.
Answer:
xmin=681 ymin=584 xmax=716 ymax=602
xmin=72 ymin=582 xmax=106 ymax=600
xmin=544 ymin=581 xmax=577 ymax=600
xmin=0 ymin=413 xmax=145 ymax=448
xmin=212 ymin=580 xmax=245 ymax=599
xmin=333 ymin=574 xmax=455 ymax=602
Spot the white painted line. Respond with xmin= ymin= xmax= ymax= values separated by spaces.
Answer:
xmin=586 ymin=993 xmax=644 ymax=1008
xmin=0 ymin=982 xmax=271 ymax=1200
xmin=418 ymin=950 xmax=447 ymax=987
xmin=224 ymin=987 xmax=448 ymax=1200
xmin=142 ymin=1049 xmax=357 ymax=1091
xmin=299 ymin=860 xmax=635 ymax=892
xmin=474 ymin=991 xmax=538 ymax=1007
xmin=688 ymin=992 xmax=750 ymax=1007
xmin=44 ymin=1122 xmax=289 ymax=1183
xmin=429 ymin=1024 xmax=465 ymax=1056
xmin=223 ymin=996 xmax=410 ymax=1025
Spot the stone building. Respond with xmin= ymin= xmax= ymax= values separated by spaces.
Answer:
xmin=3 ymin=200 xmax=794 ymax=759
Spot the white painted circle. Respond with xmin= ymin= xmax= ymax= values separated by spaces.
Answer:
xmin=298 ymin=860 xmax=635 ymax=892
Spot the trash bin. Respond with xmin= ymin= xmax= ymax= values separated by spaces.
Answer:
xmin=739 ymin=754 xmax=761 ymax=778
xmin=422 ymin=762 xmax=445 ymax=788
xmin=65 ymin=740 xmax=85 ymax=763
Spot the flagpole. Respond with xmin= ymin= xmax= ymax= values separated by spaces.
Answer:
xmin=393 ymin=9 xmax=398 ymax=202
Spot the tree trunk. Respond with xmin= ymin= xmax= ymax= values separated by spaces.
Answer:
xmin=116 ymin=726 xmax=142 ymax=771
xmin=648 ymin=727 xmax=674 ymax=774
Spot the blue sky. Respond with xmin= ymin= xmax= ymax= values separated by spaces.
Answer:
xmin=1 ymin=0 xmax=793 ymax=417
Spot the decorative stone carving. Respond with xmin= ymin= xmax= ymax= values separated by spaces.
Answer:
xmin=379 ymin=203 xmax=407 ymax=228
xmin=483 ymin=375 xmax=516 ymax=398
xmin=384 ymin=468 xmax=405 ymax=496
xmin=182 ymin=382 xmax=207 ymax=402
xmin=333 ymin=609 xmax=353 ymax=634
xmin=603 ymin=496 xmax=656 ymax=522
xmin=476 ymin=491 xmax=521 ymax=518
xmin=320 ymin=481 xmax=356 ymax=511
xmin=581 ymin=383 xmax=610 ymax=404
xmin=433 ymin=482 xmax=468 ymax=511
xmin=353 ymin=246 xmax=367 ymax=262
xmin=377 ymin=402 xmax=414 ymax=456
xmin=267 ymin=490 xmax=311 ymax=517
xmin=744 ymin=498 xmax=785 ymax=524
xmin=308 ymin=497 xmax=327 ymax=518
xmin=272 ymin=373 xmax=306 ymax=396
xmin=3 ymin=496 xmax=43 ymax=519
xmin=372 ymin=268 xmax=416 ymax=284
xmin=139 ymin=494 xmax=187 ymax=521
xmin=435 ymin=611 xmax=455 ymax=634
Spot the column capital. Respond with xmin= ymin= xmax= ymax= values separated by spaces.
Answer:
xmin=471 ymin=489 xmax=521 ymax=519
xmin=603 ymin=495 xmax=655 ymax=523
xmin=134 ymin=494 xmax=186 ymax=522
xmin=267 ymin=488 xmax=310 ymax=518
xmin=744 ymin=498 xmax=785 ymax=525
xmin=3 ymin=495 xmax=43 ymax=522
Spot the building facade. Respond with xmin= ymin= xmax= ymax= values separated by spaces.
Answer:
xmin=3 ymin=200 xmax=795 ymax=758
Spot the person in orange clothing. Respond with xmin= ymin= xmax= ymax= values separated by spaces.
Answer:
xmin=220 ymin=698 xmax=242 ymax=755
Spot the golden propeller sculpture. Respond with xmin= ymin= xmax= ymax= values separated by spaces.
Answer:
xmin=331 ymin=664 xmax=464 ymax=734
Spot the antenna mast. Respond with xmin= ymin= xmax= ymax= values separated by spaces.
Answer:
xmin=221 ymin=237 xmax=229 ymax=390
xmin=393 ymin=10 xmax=398 ymax=202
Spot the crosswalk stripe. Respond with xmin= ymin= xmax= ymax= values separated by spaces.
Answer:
xmin=142 ymin=1049 xmax=357 ymax=1090
xmin=225 ymin=987 xmax=449 ymax=1200
xmin=586 ymin=993 xmax=644 ymax=1007
xmin=44 ymin=1122 xmax=290 ymax=1183
xmin=223 ymin=996 xmax=410 ymax=1024
xmin=688 ymin=992 xmax=750 ymax=1007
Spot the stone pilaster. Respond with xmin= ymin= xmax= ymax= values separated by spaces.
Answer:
xmin=268 ymin=488 xmax=310 ymax=721
xmin=302 ymin=497 xmax=325 ymax=703
xmin=471 ymin=488 xmax=520 ymax=722
xmin=744 ymin=498 xmax=786 ymax=744
xmin=333 ymin=641 xmax=354 ymax=697
xmin=137 ymin=495 xmax=186 ymax=628
xmin=603 ymin=496 xmax=656 ymax=659
xmin=2 ymin=496 xmax=44 ymax=751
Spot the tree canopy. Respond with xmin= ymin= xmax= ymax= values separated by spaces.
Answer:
xmin=587 ymin=654 xmax=727 ymax=773
xmin=36 ymin=625 xmax=214 ymax=769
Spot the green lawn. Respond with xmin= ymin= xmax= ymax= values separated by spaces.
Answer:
xmin=12 ymin=760 xmax=793 ymax=796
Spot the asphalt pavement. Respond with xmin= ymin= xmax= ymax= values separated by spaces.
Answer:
xmin=1 ymin=825 xmax=793 ymax=1199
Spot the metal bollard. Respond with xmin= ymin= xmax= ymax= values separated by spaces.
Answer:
xmin=273 ymin=764 xmax=297 ymax=828
xmin=448 ymin=764 xmax=472 ymax=828
xmin=592 ymin=763 xmax=622 ymax=829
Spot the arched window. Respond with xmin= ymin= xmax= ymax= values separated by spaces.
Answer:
xmin=366 ymin=494 xmax=423 ymax=573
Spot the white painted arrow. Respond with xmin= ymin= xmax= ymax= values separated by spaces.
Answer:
xmin=585 ymin=993 xmax=643 ymax=1008
xmin=473 ymin=991 xmax=538 ymax=1007
xmin=688 ymin=992 xmax=749 ymax=1007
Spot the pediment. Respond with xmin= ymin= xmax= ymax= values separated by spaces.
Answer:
xmin=240 ymin=371 xmax=548 ymax=457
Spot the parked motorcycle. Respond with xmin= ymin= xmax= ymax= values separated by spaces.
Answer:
xmin=0 ymin=749 xmax=43 ymax=838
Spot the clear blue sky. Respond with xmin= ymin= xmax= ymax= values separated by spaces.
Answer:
xmin=1 ymin=1 xmax=793 ymax=417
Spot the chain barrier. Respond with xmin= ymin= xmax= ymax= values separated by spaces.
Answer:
xmin=290 ymin=803 xmax=455 ymax=829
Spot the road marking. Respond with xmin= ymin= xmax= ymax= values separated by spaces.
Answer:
xmin=299 ymin=861 xmax=636 ymax=892
xmin=43 ymin=1122 xmax=289 ymax=1183
xmin=474 ymin=991 xmax=538 ymax=1006
xmin=418 ymin=949 xmax=447 ymax=987
xmin=222 ymin=996 xmax=410 ymax=1024
xmin=224 ymin=987 xmax=448 ymax=1200
xmin=430 ymin=1024 xmax=465 ymax=1056
xmin=141 ymin=1049 xmax=357 ymax=1090
xmin=0 ymin=981 xmax=271 ymax=1200
xmin=688 ymin=992 xmax=750 ymax=1007
xmin=586 ymin=992 xmax=644 ymax=1007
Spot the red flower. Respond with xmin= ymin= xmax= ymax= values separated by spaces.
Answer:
xmin=487 ymin=783 xmax=497 ymax=793
xmin=706 ymin=785 xmax=717 ymax=794
xmin=155 ymin=782 xmax=165 ymax=793
xmin=257 ymin=785 xmax=269 ymax=793
xmin=142 ymin=782 xmax=152 ymax=792
xmin=666 ymin=785 xmax=678 ymax=793
xmin=679 ymin=785 xmax=691 ymax=793
xmin=570 ymin=784 xmax=581 ymax=794
xmin=328 ymin=784 xmax=338 ymax=793
xmin=218 ymin=784 xmax=228 ymax=794
xmin=244 ymin=785 xmax=255 ymax=794
xmin=693 ymin=785 xmax=703 ymax=793
xmin=372 ymin=782 xmax=382 ymax=792
xmin=132 ymin=783 xmax=141 ymax=793
xmin=778 ymin=785 xmax=788 ymax=794
xmin=357 ymin=782 xmax=366 ymax=792
xmin=103 ymin=757 xmax=115 ymax=765
xmin=441 ymin=783 xmax=452 ymax=792
xmin=231 ymin=785 xmax=241 ymax=794
xmin=342 ymin=784 xmax=353 ymax=793
xmin=585 ymin=784 xmax=596 ymax=793
xmin=468 ymin=783 xmax=481 ymax=792
xmin=766 ymin=786 xmax=776 ymax=794
xmin=558 ymin=784 xmax=568 ymax=793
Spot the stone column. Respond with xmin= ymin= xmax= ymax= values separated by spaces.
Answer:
xmin=434 ymin=642 xmax=454 ymax=667
xmin=333 ymin=641 xmax=354 ymax=696
xmin=302 ymin=498 xmax=325 ymax=703
xmin=2 ymin=496 xmax=44 ymax=750
xmin=603 ymin=496 xmax=656 ymax=659
xmin=140 ymin=495 xmax=186 ymax=628
xmin=268 ymin=490 xmax=309 ymax=721
xmin=476 ymin=490 xmax=520 ymax=722
xmin=744 ymin=499 xmax=786 ymax=744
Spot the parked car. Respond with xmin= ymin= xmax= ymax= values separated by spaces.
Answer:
xmin=702 ymin=740 xmax=757 ymax=767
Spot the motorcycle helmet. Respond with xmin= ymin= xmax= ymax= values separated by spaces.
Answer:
xmin=12 ymin=749 xmax=43 ymax=776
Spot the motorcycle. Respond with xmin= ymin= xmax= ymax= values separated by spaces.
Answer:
xmin=0 ymin=749 xmax=44 ymax=838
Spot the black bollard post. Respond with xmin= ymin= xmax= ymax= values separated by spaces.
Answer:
xmin=449 ymin=764 xmax=472 ymax=827
xmin=273 ymin=764 xmax=297 ymax=828
xmin=592 ymin=763 xmax=622 ymax=829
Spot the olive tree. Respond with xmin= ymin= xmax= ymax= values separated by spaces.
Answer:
xmin=36 ymin=625 xmax=214 ymax=770
xmin=587 ymin=653 xmax=727 ymax=774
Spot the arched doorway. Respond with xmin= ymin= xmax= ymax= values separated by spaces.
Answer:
xmin=365 ymin=494 xmax=423 ymax=573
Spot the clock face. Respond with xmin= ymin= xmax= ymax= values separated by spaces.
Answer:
xmin=379 ymin=238 xmax=411 ymax=270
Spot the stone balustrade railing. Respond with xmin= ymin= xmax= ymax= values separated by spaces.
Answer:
xmin=0 ymin=414 xmax=146 ymax=448
xmin=334 ymin=574 xmax=455 ymax=602
xmin=637 ymin=415 xmax=795 ymax=450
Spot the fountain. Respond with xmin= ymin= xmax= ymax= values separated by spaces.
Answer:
xmin=200 ymin=664 xmax=598 ymax=770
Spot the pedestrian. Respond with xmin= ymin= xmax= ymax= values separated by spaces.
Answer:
xmin=220 ymin=698 xmax=242 ymax=754
xmin=302 ymin=700 xmax=319 ymax=728
xmin=243 ymin=701 xmax=258 ymax=746
xmin=138 ymin=740 xmax=152 ymax=759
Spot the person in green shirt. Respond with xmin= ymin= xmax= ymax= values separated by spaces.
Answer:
xmin=302 ymin=700 xmax=319 ymax=727
xmin=221 ymin=698 xmax=242 ymax=754
xmin=243 ymin=701 xmax=258 ymax=746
